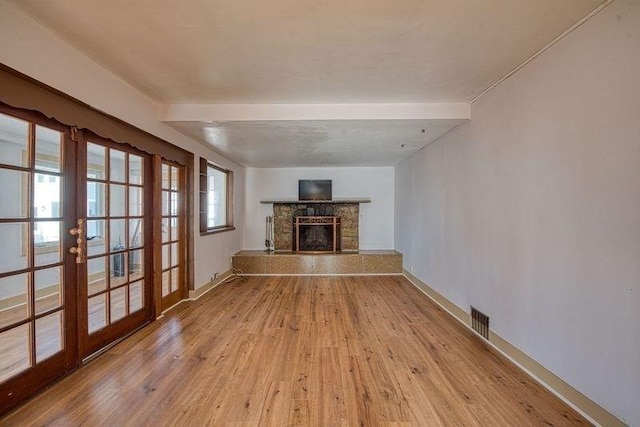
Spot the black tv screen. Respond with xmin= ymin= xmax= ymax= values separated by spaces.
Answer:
xmin=299 ymin=180 xmax=332 ymax=201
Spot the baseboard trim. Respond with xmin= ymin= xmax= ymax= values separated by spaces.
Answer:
xmin=159 ymin=299 xmax=188 ymax=316
xmin=402 ymin=269 xmax=626 ymax=427
xmin=234 ymin=273 xmax=404 ymax=277
xmin=188 ymin=269 xmax=235 ymax=300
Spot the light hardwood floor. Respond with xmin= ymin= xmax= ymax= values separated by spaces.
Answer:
xmin=1 ymin=276 xmax=590 ymax=426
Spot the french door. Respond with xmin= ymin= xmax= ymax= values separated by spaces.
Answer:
xmin=0 ymin=105 xmax=156 ymax=413
xmin=79 ymin=133 xmax=154 ymax=358
xmin=0 ymin=105 xmax=78 ymax=413
xmin=159 ymin=160 xmax=186 ymax=311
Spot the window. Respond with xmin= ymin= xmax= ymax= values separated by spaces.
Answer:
xmin=199 ymin=158 xmax=234 ymax=234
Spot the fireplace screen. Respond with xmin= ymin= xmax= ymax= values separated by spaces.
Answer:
xmin=294 ymin=216 xmax=341 ymax=252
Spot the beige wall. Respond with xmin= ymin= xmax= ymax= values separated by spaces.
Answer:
xmin=395 ymin=0 xmax=639 ymax=425
xmin=0 ymin=2 xmax=244 ymax=289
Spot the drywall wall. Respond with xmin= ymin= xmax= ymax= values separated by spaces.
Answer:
xmin=0 ymin=2 xmax=244 ymax=289
xmin=244 ymin=167 xmax=394 ymax=250
xmin=395 ymin=1 xmax=639 ymax=424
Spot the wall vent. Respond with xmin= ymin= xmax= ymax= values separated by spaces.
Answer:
xmin=470 ymin=306 xmax=490 ymax=340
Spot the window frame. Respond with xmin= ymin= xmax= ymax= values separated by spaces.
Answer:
xmin=199 ymin=157 xmax=234 ymax=235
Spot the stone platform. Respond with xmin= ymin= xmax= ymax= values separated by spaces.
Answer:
xmin=232 ymin=250 xmax=402 ymax=275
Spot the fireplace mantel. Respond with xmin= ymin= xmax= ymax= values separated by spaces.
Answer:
xmin=260 ymin=198 xmax=371 ymax=204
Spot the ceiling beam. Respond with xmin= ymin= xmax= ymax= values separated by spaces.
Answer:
xmin=159 ymin=103 xmax=470 ymax=122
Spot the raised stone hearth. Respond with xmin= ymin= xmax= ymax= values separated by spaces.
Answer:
xmin=232 ymin=250 xmax=403 ymax=275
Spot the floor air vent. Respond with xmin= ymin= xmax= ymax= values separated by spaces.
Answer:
xmin=471 ymin=306 xmax=490 ymax=340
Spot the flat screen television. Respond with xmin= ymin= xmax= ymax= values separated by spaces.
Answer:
xmin=299 ymin=180 xmax=332 ymax=201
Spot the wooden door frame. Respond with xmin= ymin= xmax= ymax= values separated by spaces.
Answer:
xmin=153 ymin=155 xmax=163 ymax=316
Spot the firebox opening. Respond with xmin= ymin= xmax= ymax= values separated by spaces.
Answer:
xmin=300 ymin=225 xmax=333 ymax=251
xmin=293 ymin=216 xmax=341 ymax=253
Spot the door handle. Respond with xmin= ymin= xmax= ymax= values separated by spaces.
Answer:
xmin=69 ymin=218 xmax=86 ymax=263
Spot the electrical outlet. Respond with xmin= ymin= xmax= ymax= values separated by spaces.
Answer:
xmin=208 ymin=273 xmax=220 ymax=285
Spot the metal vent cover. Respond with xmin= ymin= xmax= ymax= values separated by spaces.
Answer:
xmin=471 ymin=306 xmax=490 ymax=340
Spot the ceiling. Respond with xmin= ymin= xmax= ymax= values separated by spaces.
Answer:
xmin=7 ymin=0 xmax=606 ymax=167
xmin=171 ymin=119 xmax=465 ymax=167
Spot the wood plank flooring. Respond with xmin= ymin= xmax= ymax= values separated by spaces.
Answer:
xmin=0 ymin=276 xmax=591 ymax=426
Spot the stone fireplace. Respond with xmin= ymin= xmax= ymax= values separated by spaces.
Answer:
xmin=269 ymin=201 xmax=365 ymax=251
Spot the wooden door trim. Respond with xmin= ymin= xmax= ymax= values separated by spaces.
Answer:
xmin=75 ymin=128 xmax=89 ymax=359
xmin=0 ymin=64 xmax=192 ymax=166
xmin=152 ymin=155 xmax=163 ymax=317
